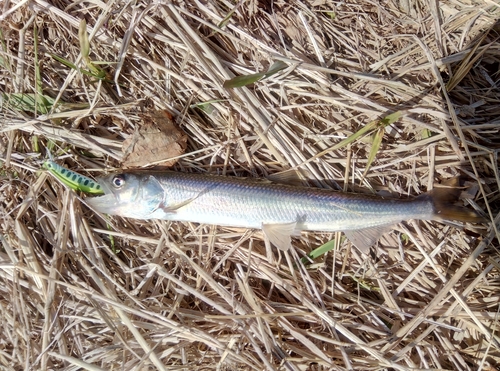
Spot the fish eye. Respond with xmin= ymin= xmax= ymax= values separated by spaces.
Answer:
xmin=112 ymin=174 xmax=126 ymax=188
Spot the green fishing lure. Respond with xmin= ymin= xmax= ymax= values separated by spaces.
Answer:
xmin=43 ymin=160 xmax=104 ymax=194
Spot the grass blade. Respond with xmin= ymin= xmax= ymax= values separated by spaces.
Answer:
xmin=305 ymin=111 xmax=404 ymax=165
xmin=301 ymin=238 xmax=337 ymax=265
xmin=361 ymin=127 xmax=385 ymax=181
xmin=446 ymin=32 xmax=496 ymax=91
xmin=2 ymin=93 xmax=54 ymax=113
xmin=79 ymin=19 xmax=90 ymax=61
xmin=223 ymin=61 xmax=287 ymax=88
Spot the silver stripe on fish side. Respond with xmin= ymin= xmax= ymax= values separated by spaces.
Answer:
xmin=86 ymin=171 xmax=483 ymax=254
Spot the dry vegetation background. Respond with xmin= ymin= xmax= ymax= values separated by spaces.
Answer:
xmin=1 ymin=0 xmax=500 ymax=370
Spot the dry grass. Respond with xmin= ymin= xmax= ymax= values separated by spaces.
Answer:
xmin=1 ymin=0 xmax=500 ymax=370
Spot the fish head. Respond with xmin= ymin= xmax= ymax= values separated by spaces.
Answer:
xmin=86 ymin=173 xmax=164 ymax=219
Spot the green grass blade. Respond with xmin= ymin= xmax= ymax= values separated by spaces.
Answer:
xmin=313 ymin=119 xmax=378 ymax=158
xmin=2 ymin=93 xmax=89 ymax=113
xmin=79 ymin=19 xmax=90 ymax=61
xmin=190 ymin=99 xmax=226 ymax=114
xmin=302 ymin=111 xmax=403 ymax=174
xmin=33 ymin=24 xmax=49 ymax=115
xmin=217 ymin=3 xmax=238 ymax=28
xmin=2 ymin=93 xmax=54 ymax=113
xmin=223 ymin=71 xmax=266 ymax=88
xmin=47 ymin=53 xmax=79 ymax=70
xmin=359 ymin=111 xmax=402 ymax=180
xmin=379 ymin=110 xmax=403 ymax=127
xmin=263 ymin=61 xmax=288 ymax=77
xmin=49 ymin=52 xmax=108 ymax=81
xmin=421 ymin=128 xmax=433 ymax=139
xmin=77 ymin=19 xmax=107 ymax=80
xmin=33 ymin=25 xmax=42 ymax=96
xmin=300 ymin=238 xmax=338 ymax=265
xmin=107 ymin=221 xmax=119 ymax=254
xmin=361 ymin=127 xmax=385 ymax=180
xmin=223 ymin=61 xmax=287 ymax=88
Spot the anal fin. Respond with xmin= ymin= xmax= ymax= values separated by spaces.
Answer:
xmin=344 ymin=225 xmax=393 ymax=254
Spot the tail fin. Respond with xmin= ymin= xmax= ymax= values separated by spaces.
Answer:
xmin=431 ymin=177 xmax=485 ymax=223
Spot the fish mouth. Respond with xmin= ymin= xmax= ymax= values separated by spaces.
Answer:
xmin=85 ymin=177 xmax=118 ymax=214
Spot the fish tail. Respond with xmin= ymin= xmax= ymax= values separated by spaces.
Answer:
xmin=430 ymin=177 xmax=485 ymax=223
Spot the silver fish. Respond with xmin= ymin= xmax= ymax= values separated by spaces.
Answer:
xmin=86 ymin=171 xmax=482 ymax=253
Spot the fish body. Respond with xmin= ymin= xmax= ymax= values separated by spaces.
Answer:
xmin=86 ymin=171 xmax=481 ymax=253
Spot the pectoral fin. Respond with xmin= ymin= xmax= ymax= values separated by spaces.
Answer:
xmin=262 ymin=222 xmax=298 ymax=251
xmin=344 ymin=225 xmax=393 ymax=254
xmin=158 ymin=183 xmax=215 ymax=214
xmin=159 ymin=197 xmax=197 ymax=214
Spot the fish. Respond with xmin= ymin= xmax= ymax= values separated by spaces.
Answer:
xmin=86 ymin=171 xmax=483 ymax=254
